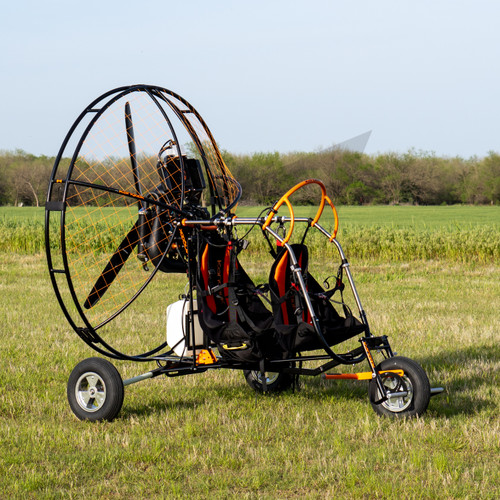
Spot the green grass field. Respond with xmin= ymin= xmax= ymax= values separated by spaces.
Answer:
xmin=2 ymin=205 xmax=500 ymax=261
xmin=0 ymin=206 xmax=499 ymax=498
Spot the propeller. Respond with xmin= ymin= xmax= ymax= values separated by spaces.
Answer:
xmin=84 ymin=222 xmax=140 ymax=309
xmin=125 ymin=101 xmax=150 ymax=265
xmin=84 ymin=103 xmax=147 ymax=309
xmin=125 ymin=101 xmax=142 ymax=201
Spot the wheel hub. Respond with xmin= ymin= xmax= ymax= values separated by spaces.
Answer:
xmin=75 ymin=371 xmax=106 ymax=413
xmin=380 ymin=373 xmax=413 ymax=412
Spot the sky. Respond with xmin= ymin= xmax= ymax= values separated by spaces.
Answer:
xmin=2 ymin=0 xmax=499 ymax=158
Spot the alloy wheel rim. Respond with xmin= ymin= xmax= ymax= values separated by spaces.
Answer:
xmin=75 ymin=371 xmax=107 ymax=412
xmin=380 ymin=374 xmax=413 ymax=412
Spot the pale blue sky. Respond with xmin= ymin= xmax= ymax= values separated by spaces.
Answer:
xmin=2 ymin=0 xmax=499 ymax=157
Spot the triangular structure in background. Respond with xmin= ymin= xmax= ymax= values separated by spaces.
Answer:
xmin=325 ymin=130 xmax=372 ymax=154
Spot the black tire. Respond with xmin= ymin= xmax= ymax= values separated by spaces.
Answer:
xmin=369 ymin=356 xmax=430 ymax=418
xmin=243 ymin=370 xmax=294 ymax=393
xmin=67 ymin=357 xmax=124 ymax=422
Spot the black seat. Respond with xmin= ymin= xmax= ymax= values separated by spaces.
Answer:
xmin=268 ymin=244 xmax=366 ymax=355
xmin=196 ymin=235 xmax=280 ymax=363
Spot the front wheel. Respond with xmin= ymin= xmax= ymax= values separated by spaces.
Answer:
xmin=369 ymin=356 xmax=430 ymax=418
xmin=244 ymin=370 xmax=294 ymax=393
xmin=67 ymin=357 xmax=124 ymax=421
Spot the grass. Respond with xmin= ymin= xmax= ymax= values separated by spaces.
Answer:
xmin=236 ymin=203 xmax=500 ymax=229
xmin=1 ymin=205 xmax=500 ymax=262
xmin=0 ymin=236 xmax=499 ymax=498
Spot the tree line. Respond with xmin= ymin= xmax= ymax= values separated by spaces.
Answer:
xmin=1 ymin=148 xmax=498 ymax=207
xmin=224 ymin=149 xmax=499 ymax=205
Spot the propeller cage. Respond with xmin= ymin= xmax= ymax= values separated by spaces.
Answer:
xmin=45 ymin=84 xmax=241 ymax=359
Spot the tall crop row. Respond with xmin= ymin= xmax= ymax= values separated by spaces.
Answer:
xmin=242 ymin=226 xmax=498 ymax=263
xmin=3 ymin=217 xmax=497 ymax=264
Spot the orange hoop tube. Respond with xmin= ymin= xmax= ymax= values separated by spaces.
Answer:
xmin=263 ymin=179 xmax=324 ymax=229
xmin=268 ymin=197 xmax=295 ymax=244
xmin=323 ymin=195 xmax=339 ymax=239
xmin=263 ymin=179 xmax=339 ymax=242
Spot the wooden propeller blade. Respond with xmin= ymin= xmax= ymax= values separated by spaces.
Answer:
xmin=84 ymin=222 xmax=140 ymax=309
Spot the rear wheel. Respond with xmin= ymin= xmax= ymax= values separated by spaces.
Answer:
xmin=67 ymin=357 xmax=124 ymax=421
xmin=369 ymin=356 xmax=430 ymax=418
xmin=244 ymin=370 xmax=294 ymax=393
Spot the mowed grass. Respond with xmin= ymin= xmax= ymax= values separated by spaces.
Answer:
xmin=0 ymin=220 xmax=499 ymax=499
xmin=236 ymin=203 xmax=500 ymax=228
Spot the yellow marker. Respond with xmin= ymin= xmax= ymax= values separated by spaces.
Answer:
xmin=323 ymin=369 xmax=404 ymax=381
xmin=196 ymin=349 xmax=218 ymax=365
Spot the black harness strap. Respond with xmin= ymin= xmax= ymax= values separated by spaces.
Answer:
xmin=227 ymin=242 xmax=239 ymax=324
xmin=224 ymin=241 xmax=269 ymax=334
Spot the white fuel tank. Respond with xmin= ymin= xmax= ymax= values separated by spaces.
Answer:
xmin=166 ymin=299 xmax=205 ymax=357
